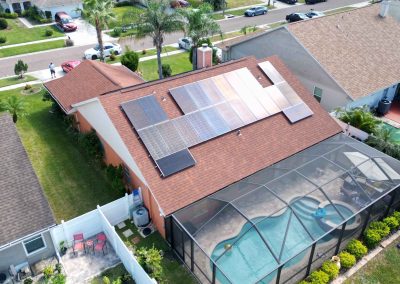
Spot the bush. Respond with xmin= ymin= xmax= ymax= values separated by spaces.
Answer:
xmin=109 ymin=52 xmax=116 ymax=61
xmin=23 ymin=279 xmax=33 ymax=284
xmin=135 ymin=246 xmax=163 ymax=281
xmin=115 ymin=1 xmax=134 ymax=7
xmin=365 ymin=135 xmax=400 ymax=160
xmin=78 ymin=130 xmax=104 ymax=161
xmin=161 ymin=64 xmax=172 ymax=78
xmin=65 ymin=38 xmax=74 ymax=47
xmin=102 ymin=276 xmax=111 ymax=284
xmin=24 ymin=84 xmax=32 ymax=90
xmin=55 ymin=263 xmax=62 ymax=274
xmin=308 ymin=270 xmax=329 ymax=284
xmin=392 ymin=211 xmax=400 ymax=224
xmin=320 ymin=261 xmax=339 ymax=281
xmin=364 ymin=229 xmax=382 ymax=248
xmin=0 ymin=18 xmax=8 ymax=30
xmin=43 ymin=265 xmax=54 ymax=279
xmin=0 ymin=12 xmax=18 ymax=19
xmin=45 ymin=28 xmax=53 ymax=36
xmin=369 ymin=221 xmax=390 ymax=238
xmin=14 ymin=59 xmax=28 ymax=78
xmin=338 ymin=251 xmax=356 ymax=269
xmin=112 ymin=27 xmax=122 ymax=37
xmin=105 ymin=164 xmax=126 ymax=194
xmin=51 ymin=273 xmax=66 ymax=284
xmin=121 ymin=48 xmax=139 ymax=72
xmin=142 ymin=49 xmax=146 ymax=55
xmin=383 ymin=216 xmax=399 ymax=231
xmin=0 ymin=36 xmax=6 ymax=44
xmin=345 ymin=239 xmax=368 ymax=260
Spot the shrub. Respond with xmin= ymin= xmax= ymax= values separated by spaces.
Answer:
xmin=0 ymin=18 xmax=8 ymax=30
xmin=24 ymin=84 xmax=32 ymax=90
xmin=102 ymin=276 xmax=111 ymax=284
xmin=0 ymin=12 xmax=18 ymax=19
xmin=338 ymin=251 xmax=356 ymax=269
xmin=43 ymin=265 xmax=54 ymax=279
xmin=308 ymin=270 xmax=329 ymax=284
xmin=105 ymin=164 xmax=125 ymax=194
xmin=142 ymin=49 xmax=146 ymax=55
xmin=0 ymin=36 xmax=6 ymax=43
xmin=345 ymin=239 xmax=368 ymax=260
xmin=369 ymin=221 xmax=390 ymax=238
xmin=135 ymin=246 xmax=163 ymax=281
xmin=121 ymin=48 xmax=139 ymax=72
xmin=51 ymin=273 xmax=66 ymax=284
xmin=112 ymin=27 xmax=122 ymax=37
xmin=45 ymin=28 xmax=53 ymax=36
xmin=115 ymin=1 xmax=134 ymax=7
xmin=55 ymin=263 xmax=62 ymax=274
xmin=383 ymin=216 xmax=399 ymax=231
xmin=162 ymin=64 xmax=172 ymax=78
xmin=320 ymin=261 xmax=339 ymax=281
xmin=23 ymin=279 xmax=33 ymax=284
xmin=14 ymin=59 xmax=28 ymax=78
xmin=109 ymin=52 xmax=116 ymax=61
xmin=120 ymin=273 xmax=132 ymax=284
xmin=77 ymin=130 xmax=104 ymax=161
xmin=392 ymin=211 xmax=400 ymax=224
xmin=366 ymin=135 xmax=400 ymax=160
xmin=364 ymin=229 xmax=382 ymax=248
xmin=65 ymin=38 xmax=74 ymax=47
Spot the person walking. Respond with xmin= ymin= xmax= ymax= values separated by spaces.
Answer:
xmin=49 ymin=62 xmax=56 ymax=79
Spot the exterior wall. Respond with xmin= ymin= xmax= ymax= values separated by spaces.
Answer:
xmin=224 ymin=28 xmax=352 ymax=112
xmin=0 ymin=231 xmax=56 ymax=272
xmin=347 ymin=83 xmax=399 ymax=109
xmin=41 ymin=3 xmax=82 ymax=19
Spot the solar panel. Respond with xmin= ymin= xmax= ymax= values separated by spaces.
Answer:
xmin=214 ymin=102 xmax=244 ymax=130
xmin=155 ymin=149 xmax=196 ymax=177
xmin=282 ymin=103 xmax=313 ymax=123
xmin=169 ymin=86 xmax=197 ymax=114
xmin=121 ymin=95 xmax=168 ymax=130
xmin=155 ymin=121 xmax=187 ymax=154
xmin=201 ymin=107 xmax=231 ymax=136
xmin=187 ymin=111 xmax=216 ymax=141
xmin=276 ymin=82 xmax=303 ymax=106
xmin=185 ymin=83 xmax=212 ymax=110
xmin=173 ymin=116 xmax=203 ymax=147
xmin=197 ymin=78 xmax=226 ymax=105
xmin=258 ymin=61 xmax=285 ymax=84
xmin=137 ymin=127 xmax=170 ymax=160
xmin=265 ymin=85 xmax=291 ymax=110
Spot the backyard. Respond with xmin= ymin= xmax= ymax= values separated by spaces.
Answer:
xmin=345 ymin=236 xmax=400 ymax=284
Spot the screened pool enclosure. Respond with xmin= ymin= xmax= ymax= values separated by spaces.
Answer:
xmin=166 ymin=134 xmax=400 ymax=284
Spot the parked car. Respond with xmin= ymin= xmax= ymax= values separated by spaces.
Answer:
xmin=306 ymin=10 xmax=325 ymax=18
xmin=171 ymin=0 xmax=190 ymax=8
xmin=286 ymin=13 xmax=308 ymax=22
xmin=84 ymin=43 xmax=122 ymax=60
xmin=244 ymin=6 xmax=268 ymax=17
xmin=55 ymin=12 xmax=77 ymax=32
xmin=306 ymin=0 xmax=327 ymax=4
xmin=277 ymin=0 xmax=297 ymax=4
xmin=178 ymin=37 xmax=193 ymax=50
xmin=61 ymin=60 xmax=82 ymax=73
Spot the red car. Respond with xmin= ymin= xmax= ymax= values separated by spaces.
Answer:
xmin=61 ymin=60 xmax=81 ymax=73
xmin=55 ymin=12 xmax=77 ymax=32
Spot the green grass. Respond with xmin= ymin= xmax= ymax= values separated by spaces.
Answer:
xmin=90 ymin=263 xmax=134 ymax=284
xmin=268 ymin=21 xmax=287 ymax=29
xmin=0 ymin=39 xmax=65 ymax=58
xmin=138 ymin=52 xmax=192 ymax=81
xmin=0 ymin=75 xmax=37 ymax=88
xmin=0 ymin=88 xmax=122 ymax=222
xmin=0 ymin=19 xmax=64 ymax=46
xmin=116 ymin=221 xmax=196 ymax=284
xmin=106 ymin=46 xmax=179 ymax=64
xmin=109 ymin=5 xmax=143 ymax=29
xmin=344 ymin=236 xmax=400 ymax=284
xmin=213 ymin=5 xmax=274 ymax=20
xmin=226 ymin=0 xmax=264 ymax=9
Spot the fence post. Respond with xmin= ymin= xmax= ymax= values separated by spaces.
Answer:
xmin=125 ymin=193 xmax=130 ymax=219
xmin=112 ymin=227 xmax=118 ymax=255
xmin=61 ymin=220 xmax=69 ymax=246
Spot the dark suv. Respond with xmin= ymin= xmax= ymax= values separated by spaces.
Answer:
xmin=306 ymin=0 xmax=327 ymax=4
xmin=55 ymin=12 xmax=77 ymax=32
xmin=277 ymin=0 xmax=297 ymax=4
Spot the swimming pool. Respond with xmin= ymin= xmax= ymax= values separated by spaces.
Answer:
xmin=382 ymin=123 xmax=400 ymax=144
xmin=211 ymin=198 xmax=356 ymax=284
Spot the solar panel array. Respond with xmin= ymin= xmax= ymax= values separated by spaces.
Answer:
xmin=121 ymin=61 xmax=313 ymax=177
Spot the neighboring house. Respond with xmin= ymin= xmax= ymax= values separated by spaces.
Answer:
xmin=0 ymin=0 xmax=83 ymax=18
xmin=222 ymin=3 xmax=400 ymax=112
xmin=0 ymin=114 xmax=56 ymax=280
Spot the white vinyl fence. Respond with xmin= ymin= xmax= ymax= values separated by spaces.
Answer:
xmin=50 ymin=194 xmax=155 ymax=284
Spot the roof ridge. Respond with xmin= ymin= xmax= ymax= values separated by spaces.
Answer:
xmin=90 ymin=61 xmax=123 ymax=88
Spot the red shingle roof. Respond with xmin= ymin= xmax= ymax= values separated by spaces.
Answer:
xmin=45 ymin=61 xmax=144 ymax=113
xmin=99 ymin=56 xmax=342 ymax=215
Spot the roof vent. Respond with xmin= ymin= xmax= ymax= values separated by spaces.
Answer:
xmin=380 ymin=0 xmax=390 ymax=18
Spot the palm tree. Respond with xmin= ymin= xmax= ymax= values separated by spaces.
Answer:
xmin=337 ymin=106 xmax=381 ymax=134
xmin=79 ymin=0 xmax=115 ymax=62
xmin=135 ymin=0 xmax=184 ymax=79
xmin=180 ymin=3 xmax=221 ymax=70
xmin=0 ymin=96 xmax=27 ymax=123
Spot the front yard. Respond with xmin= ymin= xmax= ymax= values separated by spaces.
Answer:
xmin=109 ymin=5 xmax=143 ymax=29
xmin=0 ymin=88 xmax=121 ymax=222
xmin=0 ymin=39 xmax=66 ymax=58
xmin=0 ymin=74 xmax=36 ymax=88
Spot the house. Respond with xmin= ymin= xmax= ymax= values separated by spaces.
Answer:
xmin=0 ymin=0 xmax=83 ymax=18
xmin=222 ymin=2 xmax=400 ymax=112
xmin=45 ymin=51 xmax=400 ymax=283
xmin=0 ymin=114 xmax=56 ymax=280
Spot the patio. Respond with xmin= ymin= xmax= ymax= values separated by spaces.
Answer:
xmin=384 ymin=101 xmax=400 ymax=125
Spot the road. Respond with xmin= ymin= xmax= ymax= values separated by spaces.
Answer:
xmin=0 ymin=0 xmax=366 ymax=77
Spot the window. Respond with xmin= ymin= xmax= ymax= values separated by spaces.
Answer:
xmin=313 ymin=86 xmax=323 ymax=102
xmin=122 ymin=164 xmax=131 ymax=183
xmin=23 ymin=234 xmax=46 ymax=255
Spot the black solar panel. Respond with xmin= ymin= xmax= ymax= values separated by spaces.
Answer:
xmin=156 ymin=149 xmax=196 ymax=177
xmin=282 ymin=103 xmax=313 ymax=123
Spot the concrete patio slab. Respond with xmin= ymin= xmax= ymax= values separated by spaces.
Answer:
xmin=117 ymin=222 xmax=126 ymax=229
xmin=122 ymin=229 xmax=133 ymax=238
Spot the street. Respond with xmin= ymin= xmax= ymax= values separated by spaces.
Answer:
xmin=0 ymin=0 xmax=366 ymax=77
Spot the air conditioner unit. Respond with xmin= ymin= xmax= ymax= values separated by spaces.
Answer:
xmin=132 ymin=207 xmax=149 ymax=227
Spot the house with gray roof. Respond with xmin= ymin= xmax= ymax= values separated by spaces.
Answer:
xmin=0 ymin=114 xmax=56 ymax=281
xmin=1 ymin=0 xmax=82 ymax=18
xmin=221 ymin=2 xmax=400 ymax=112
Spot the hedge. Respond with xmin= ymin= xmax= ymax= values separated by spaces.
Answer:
xmin=345 ymin=239 xmax=368 ymax=260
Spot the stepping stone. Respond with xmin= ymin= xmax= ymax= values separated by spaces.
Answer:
xmin=117 ymin=221 xmax=126 ymax=229
xmin=123 ymin=229 xmax=133 ymax=238
xmin=131 ymin=236 xmax=141 ymax=244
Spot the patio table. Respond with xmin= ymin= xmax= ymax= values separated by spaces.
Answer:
xmin=85 ymin=239 xmax=95 ymax=254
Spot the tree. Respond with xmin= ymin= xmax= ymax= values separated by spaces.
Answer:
xmin=0 ymin=95 xmax=27 ymax=123
xmin=336 ymin=106 xmax=381 ymax=134
xmin=204 ymin=0 xmax=226 ymax=11
xmin=121 ymin=48 xmax=139 ymax=72
xmin=162 ymin=64 xmax=172 ymax=78
xmin=14 ymin=60 xmax=28 ymax=78
xmin=180 ymin=3 xmax=221 ymax=70
xmin=79 ymin=0 xmax=115 ymax=61
xmin=135 ymin=0 xmax=183 ymax=79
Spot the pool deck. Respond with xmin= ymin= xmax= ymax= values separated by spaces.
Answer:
xmin=384 ymin=102 xmax=400 ymax=127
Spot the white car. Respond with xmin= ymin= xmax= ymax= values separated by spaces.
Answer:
xmin=306 ymin=10 xmax=325 ymax=18
xmin=178 ymin=37 xmax=193 ymax=50
xmin=84 ymin=42 xmax=122 ymax=60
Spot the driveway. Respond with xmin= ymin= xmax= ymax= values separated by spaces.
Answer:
xmin=67 ymin=18 xmax=113 ymax=46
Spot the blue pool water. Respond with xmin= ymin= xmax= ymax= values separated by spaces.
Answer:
xmin=211 ymin=198 xmax=357 ymax=284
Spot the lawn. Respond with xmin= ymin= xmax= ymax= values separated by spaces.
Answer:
xmin=344 ymin=236 xmax=400 ymax=284
xmin=138 ymin=51 xmax=192 ymax=81
xmin=106 ymin=46 xmax=179 ymax=63
xmin=109 ymin=5 xmax=143 ymax=29
xmin=0 ymin=75 xmax=37 ymax=88
xmin=226 ymin=0 xmax=264 ymax=9
xmin=325 ymin=6 xmax=355 ymax=16
xmin=90 ymin=263 xmax=134 ymax=284
xmin=0 ymin=19 xmax=64 ymax=46
xmin=0 ymin=39 xmax=65 ymax=58
xmin=116 ymin=221 xmax=196 ymax=284
xmin=0 ymin=88 xmax=122 ymax=222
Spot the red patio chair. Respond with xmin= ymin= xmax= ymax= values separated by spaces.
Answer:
xmin=95 ymin=233 xmax=107 ymax=255
xmin=73 ymin=233 xmax=85 ymax=255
